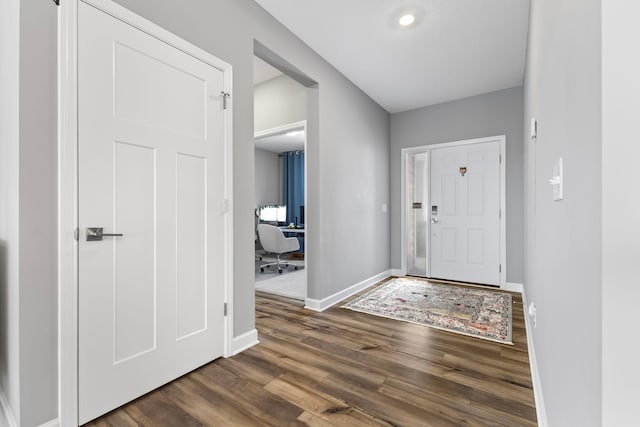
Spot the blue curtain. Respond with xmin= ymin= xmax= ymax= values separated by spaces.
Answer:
xmin=282 ymin=150 xmax=304 ymax=226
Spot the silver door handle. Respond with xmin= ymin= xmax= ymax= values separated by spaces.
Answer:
xmin=86 ymin=227 xmax=124 ymax=241
xmin=430 ymin=218 xmax=439 ymax=224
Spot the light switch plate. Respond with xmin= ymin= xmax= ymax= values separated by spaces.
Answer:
xmin=530 ymin=118 xmax=537 ymax=140
xmin=550 ymin=157 xmax=563 ymax=201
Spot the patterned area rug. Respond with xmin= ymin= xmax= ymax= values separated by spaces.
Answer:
xmin=342 ymin=277 xmax=512 ymax=344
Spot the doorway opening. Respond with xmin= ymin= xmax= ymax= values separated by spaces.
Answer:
xmin=252 ymin=53 xmax=312 ymax=301
xmin=401 ymin=136 xmax=507 ymax=287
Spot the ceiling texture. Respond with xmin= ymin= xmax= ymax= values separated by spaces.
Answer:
xmin=255 ymin=126 xmax=305 ymax=153
xmin=254 ymin=0 xmax=530 ymax=113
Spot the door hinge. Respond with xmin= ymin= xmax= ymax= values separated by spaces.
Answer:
xmin=499 ymin=264 xmax=502 ymax=273
xmin=223 ymin=303 xmax=228 ymax=316
xmin=74 ymin=228 xmax=79 ymax=241
xmin=499 ymin=209 xmax=502 ymax=219
xmin=499 ymin=154 xmax=502 ymax=164
xmin=220 ymin=91 xmax=231 ymax=110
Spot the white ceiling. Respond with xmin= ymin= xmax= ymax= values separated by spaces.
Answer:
xmin=253 ymin=56 xmax=283 ymax=85
xmin=255 ymin=127 xmax=305 ymax=153
xmin=254 ymin=0 xmax=530 ymax=113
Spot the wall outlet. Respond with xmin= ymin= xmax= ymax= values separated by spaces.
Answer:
xmin=528 ymin=302 xmax=537 ymax=328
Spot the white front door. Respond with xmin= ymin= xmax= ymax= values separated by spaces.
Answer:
xmin=78 ymin=3 xmax=229 ymax=423
xmin=429 ymin=141 xmax=501 ymax=285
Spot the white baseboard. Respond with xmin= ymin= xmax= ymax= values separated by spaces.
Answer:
xmin=0 ymin=389 xmax=17 ymax=427
xmin=305 ymin=269 xmax=391 ymax=312
xmin=521 ymin=286 xmax=548 ymax=427
xmin=504 ymin=282 xmax=524 ymax=293
xmin=0 ymin=390 xmax=59 ymax=427
xmin=390 ymin=268 xmax=404 ymax=277
xmin=230 ymin=328 xmax=259 ymax=356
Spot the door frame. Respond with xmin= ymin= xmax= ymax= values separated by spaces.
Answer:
xmin=58 ymin=1 xmax=234 ymax=425
xmin=400 ymin=135 xmax=506 ymax=287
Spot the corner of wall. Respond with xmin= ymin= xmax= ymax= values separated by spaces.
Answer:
xmin=230 ymin=329 xmax=259 ymax=356
xmin=520 ymin=286 xmax=548 ymax=427
xmin=0 ymin=388 xmax=18 ymax=427
xmin=305 ymin=270 xmax=390 ymax=312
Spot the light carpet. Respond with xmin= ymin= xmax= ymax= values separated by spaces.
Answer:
xmin=342 ymin=277 xmax=512 ymax=344
xmin=255 ymin=269 xmax=306 ymax=301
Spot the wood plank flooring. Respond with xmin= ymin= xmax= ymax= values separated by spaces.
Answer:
xmin=86 ymin=279 xmax=537 ymax=426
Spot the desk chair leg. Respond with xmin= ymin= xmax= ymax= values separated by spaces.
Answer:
xmin=277 ymin=254 xmax=283 ymax=274
xmin=259 ymin=253 xmax=299 ymax=274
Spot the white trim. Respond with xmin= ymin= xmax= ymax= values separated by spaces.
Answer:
xmin=0 ymin=390 xmax=17 ymax=427
xmin=229 ymin=329 xmax=260 ymax=356
xmin=400 ymin=135 xmax=507 ymax=286
xmin=222 ymin=26 xmax=235 ymax=361
xmin=254 ymin=120 xmax=307 ymax=140
xmin=498 ymin=137 xmax=507 ymax=285
xmin=58 ymin=0 xmax=79 ymax=424
xmin=390 ymin=268 xmax=404 ymax=277
xmin=503 ymin=282 xmax=524 ymax=293
xmin=58 ymin=1 xmax=233 ymax=426
xmin=39 ymin=419 xmax=61 ymax=427
xmin=305 ymin=270 xmax=390 ymax=312
xmin=521 ymin=286 xmax=548 ymax=427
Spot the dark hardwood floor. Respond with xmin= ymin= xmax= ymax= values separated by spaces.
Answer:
xmin=87 ymin=279 xmax=537 ymax=426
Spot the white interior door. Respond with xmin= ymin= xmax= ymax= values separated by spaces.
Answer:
xmin=78 ymin=3 xmax=228 ymax=423
xmin=429 ymin=141 xmax=501 ymax=285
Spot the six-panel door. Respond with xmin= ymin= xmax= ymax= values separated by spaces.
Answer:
xmin=429 ymin=141 xmax=501 ymax=285
xmin=78 ymin=3 xmax=227 ymax=423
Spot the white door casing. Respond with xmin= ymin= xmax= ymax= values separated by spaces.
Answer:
xmin=76 ymin=2 xmax=232 ymax=423
xmin=406 ymin=151 xmax=429 ymax=276
xmin=429 ymin=141 xmax=502 ymax=285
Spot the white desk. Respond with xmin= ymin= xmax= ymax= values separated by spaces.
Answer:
xmin=279 ymin=227 xmax=305 ymax=234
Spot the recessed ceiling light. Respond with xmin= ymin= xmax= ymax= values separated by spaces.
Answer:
xmin=389 ymin=7 xmax=425 ymax=30
xmin=286 ymin=130 xmax=303 ymax=137
xmin=398 ymin=14 xmax=416 ymax=27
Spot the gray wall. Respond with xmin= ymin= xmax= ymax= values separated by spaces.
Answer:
xmin=0 ymin=0 xmax=22 ymax=423
xmin=18 ymin=0 xmax=59 ymax=424
xmin=1 ymin=0 xmax=390 ymax=421
xmin=254 ymin=74 xmax=307 ymax=133
xmin=523 ymin=0 xmax=602 ymax=425
xmin=390 ymin=87 xmax=524 ymax=283
xmin=114 ymin=0 xmax=390 ymax=310
xmin=602 ymin=2 xmax=640 ymax=425
xmin=254 ymin=148 xmax=281 ymax=207
xmin=0 ymin=0 xmax=58 ymax=425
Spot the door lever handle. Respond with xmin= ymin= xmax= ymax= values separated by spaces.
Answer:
xmin=86 ymin=227 xmax=124 ymax=241
xmin=430 ymin=218 xmax=439 ymax=224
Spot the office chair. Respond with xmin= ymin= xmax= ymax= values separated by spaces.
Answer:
xmin=257 ymin=224 xmax=300 ymax=274
xmin=254 ymin=209 xmax=264 ymax=261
